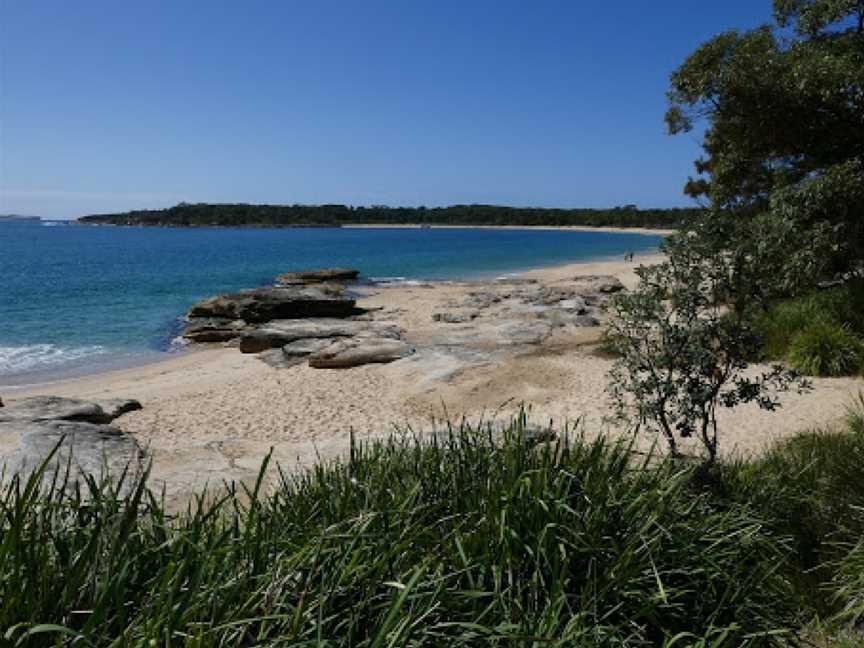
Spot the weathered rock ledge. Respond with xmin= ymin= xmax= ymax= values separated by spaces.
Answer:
xmin=181 ymin=267 xmax=626 ymax=374
xmin=0 ymin=396 xmax=144 ymax=489
xmin=183 ymin=268 xmax=416 ymax=369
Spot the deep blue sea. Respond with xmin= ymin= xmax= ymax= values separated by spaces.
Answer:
xmin=0 ymin=221 xmax=664 ymax=385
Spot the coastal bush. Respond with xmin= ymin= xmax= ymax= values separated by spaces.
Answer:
xmin=716 ymin=396 xmax=864 ymax=621
xmin=752 ymin=283 xmax=864 ymax=375
xmin=786 ymin=322 xmax=864 ymax=377
xmin=1 ymin=419 xmax=799 ymax=647
xmin=606 ymin=235 xmax=805 ymax=465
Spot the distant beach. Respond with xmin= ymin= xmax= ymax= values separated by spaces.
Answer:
xmin=342 ymin=223 xmax=678 ymax=236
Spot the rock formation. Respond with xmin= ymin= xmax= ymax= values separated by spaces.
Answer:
xmin=0 ymin=396 xmax=144 ymax=490
xmin=275 ymin=268 xmax=359 ymax=286
xmin=187 ymin=286 xmax=360 ymax=323
xmin=308 ymin=337 xmax=415 ymax=368
xmin=181 ymin=269 xmax=624 ymax=373
xmin=183 ymin=269 xmax=415 ymax=368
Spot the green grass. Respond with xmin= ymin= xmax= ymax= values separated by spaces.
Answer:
xmin=786 ymin=322 xmax=864 ymax=376
xmin=751 ymin=282 xmax=864 ymax=376
xmin=3 ymin=409 xmax=864 ymax=646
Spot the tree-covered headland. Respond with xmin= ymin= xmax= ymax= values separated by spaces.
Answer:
xmin=77 ymin=202 xmax=698 ymax=228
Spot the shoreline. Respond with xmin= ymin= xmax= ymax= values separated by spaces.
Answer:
xmin=342 ymin=223 xmax=678 ymax=236
xmin=0 ymin=346 xmax=197 ymax=394
xmin=2 ymin=246 xmax=666 ymax=390
xmin=74 ymin=221 xmax=678 ymax=237
xmin=5 ymin=250 xmax=863 ymax=502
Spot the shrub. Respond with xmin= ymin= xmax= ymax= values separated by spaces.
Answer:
xmin=718 ymin=395 xmax=864 ymax=618
xmin=606 ymin=241 xmax=803 ymax=465
xmin=752 ymin=282 xmax=864 ymax=368
xmin=786 ymin=321 xmax=864 ymax=377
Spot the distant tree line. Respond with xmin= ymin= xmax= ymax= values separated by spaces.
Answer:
xmin=77 ymin=202 xmax=699 ymax=228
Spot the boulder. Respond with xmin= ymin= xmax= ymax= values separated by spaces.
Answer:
xmin=275 ymin=268 xmax=359 ymax=286
xmin=309 ymin=337 xmax=415 ymax=368
xmin=558 ymin=298 xmax=588 ymax=312
xmin=572 ymin=314 xmax=601 ymax=327
xmin=239 ymin=319 xmax=403 ymax=353
xmin=1 ymin=420 xmax=143 ymax=485
xmin=458 ymin=291 xmax=503 ymax=310
xmin=0 ymin=396 xmax=110 ymax=424
xmin=282 ymin=338 xmax=337 ymax=357
xmin=0 ymin=396 xmax=144 ymax=490
xmin=187 ymin=287 xmax=360 ymax=323
xmin=183 ymin=318 xmax=250 ymax=343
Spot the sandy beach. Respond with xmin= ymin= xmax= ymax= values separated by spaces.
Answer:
xmin=342 ymin=223 xmax=679 ymax=236
xmin=5 ymin=252 xmax=862 ymax=500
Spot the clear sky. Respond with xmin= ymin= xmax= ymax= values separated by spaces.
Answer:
xmin=0 ymin=1 xmax=771 ymax=219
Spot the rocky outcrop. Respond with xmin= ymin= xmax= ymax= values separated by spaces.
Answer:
xmin=275 ymin=268 xmax=359 ymax=286
xmin=238 ymin=319 xmax=403 ymax=353
xmin=282 ymin=337 xmax=338 ymax=357
xmin=187 ymin=287 xmax=360 ymax=323
xmin=0 ymin=396 xmax=144 ymax=489
xmin=181 ymin=269 xmax=624 ymax=372
xmin=183 ymin=318 xmax=251 ymax=343
xmin=182 ymin=269 xmax=368 ymax=347
xmin=309 ymin=337 xmax=415 ymax=368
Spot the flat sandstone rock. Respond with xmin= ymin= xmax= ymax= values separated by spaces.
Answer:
xmin=308 ymin=337 xmax=415 ymax=368
xmin=187 ymin=287 xmax=359 ymax=323
xmin=0 ymin=396 xmax=144 ymax=490
xmin=239 ymin=319 xmax=403 ymax=353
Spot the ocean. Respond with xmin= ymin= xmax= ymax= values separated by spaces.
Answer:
xmin=0 ymin=221 xmax=664 ymax=386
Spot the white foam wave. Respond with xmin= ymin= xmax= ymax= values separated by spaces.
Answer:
xmin=0 ymin=344 xmax=107 ymax=376
xmin=370 ymin=277 xmax=434 ymax=287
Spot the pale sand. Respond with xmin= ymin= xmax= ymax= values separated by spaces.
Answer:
xmin=343 ymin=223 xmax=678 ymax=236
xmin=6 ymin=252 xmax=862 ymax=498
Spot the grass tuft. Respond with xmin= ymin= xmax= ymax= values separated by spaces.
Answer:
xmin=751 ymin=282 xmax=864 ymax=376
xmin=786 ymin=321 xmax=864 ymax=376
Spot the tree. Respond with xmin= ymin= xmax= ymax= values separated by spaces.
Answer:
xmin=606 ymin=237 xmax=809 ymax=465
xmin=666 ymin=0 xmax=864 ymax=272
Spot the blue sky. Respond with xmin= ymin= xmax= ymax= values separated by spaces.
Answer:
xmin=1 ymin=1 xmax=771 ymax=219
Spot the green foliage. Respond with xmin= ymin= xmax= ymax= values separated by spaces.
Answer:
xmin=774 ymin=0 xmax=864 ymax=36
xmin=787 ymin=321 xmax=864 ymax=376
xmin=76 ymin=202 xmax=701 ymax=229
xmin=666 ymin=0 xmax=864 ymax=274
xmin=7 ymin=405 xmax=864 ymax=645
xmin=832 ymin=536 xmax=864 ymax=629
xmin=1 ymin=420 xmax=799 ymax=647
xmin=717 ymin=396 xmax=864 ymax=621
xmin=751 ymin=282 xmax=864 ymax=374
xmin=606 ymin=233 xmax=805 ymax=464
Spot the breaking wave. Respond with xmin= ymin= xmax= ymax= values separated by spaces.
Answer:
xmin=0 ymin=344 xmax=108 ymax=376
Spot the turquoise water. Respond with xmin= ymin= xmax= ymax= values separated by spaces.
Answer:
xmin=0 ymin=222 xmax=663 ymax=385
